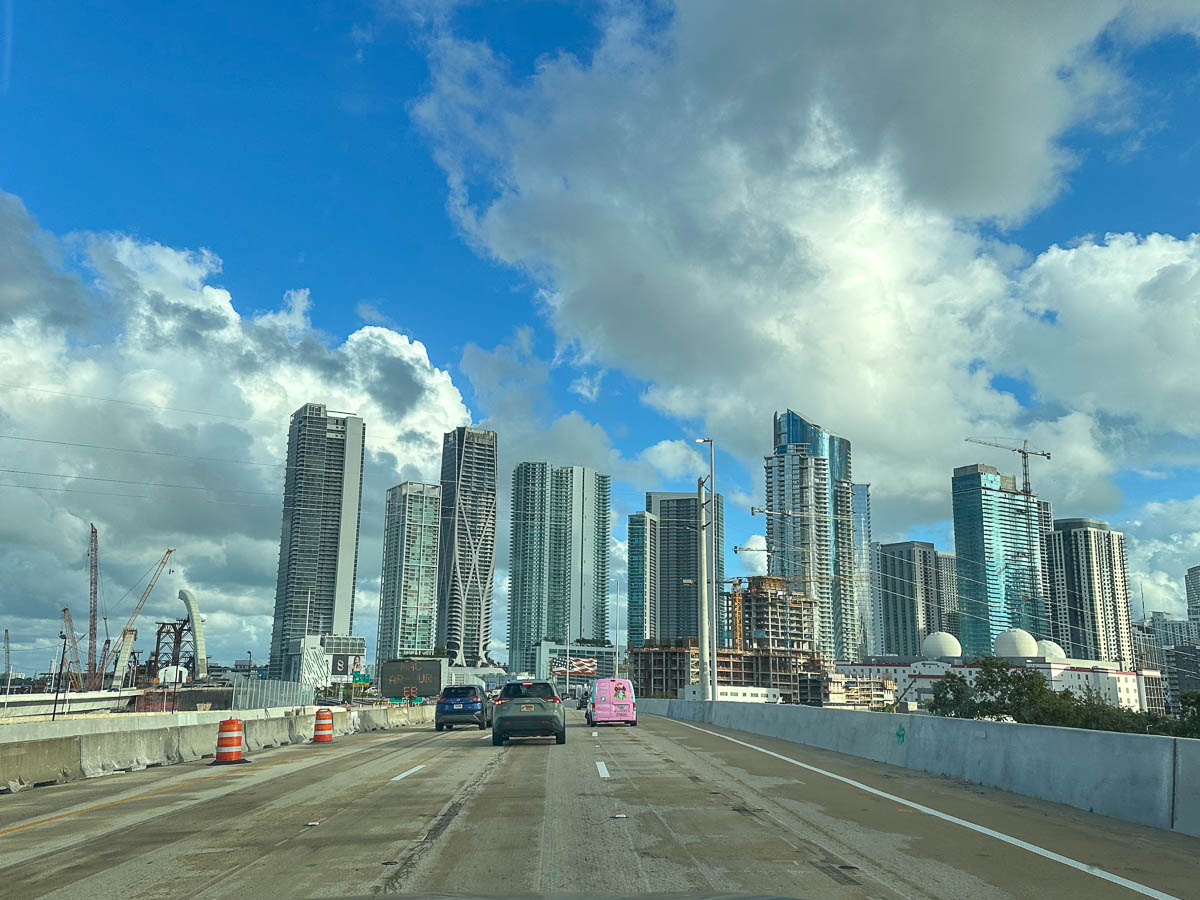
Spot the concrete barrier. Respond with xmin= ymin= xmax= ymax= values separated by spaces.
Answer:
xmin=643 ymin=699 xmax=1200 ymax=838
xmin=1173 ymin=737 xmax=1200 ymax=837
xmin=243 ymin=716 xmax=295 ymax=752
xmin=1 ymin=737 xmax=84 ymax=791
xmin=79 ymin=728 xmax=181 ymax=778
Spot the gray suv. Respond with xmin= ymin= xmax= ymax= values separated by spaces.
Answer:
xmin=492 ymin=680 xmax=566 ymax=745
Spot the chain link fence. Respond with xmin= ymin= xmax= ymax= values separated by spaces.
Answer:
xmin=228 ymin=674 xmax=314 ymax=710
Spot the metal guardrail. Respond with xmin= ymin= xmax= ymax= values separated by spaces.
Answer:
xmin=228 ymin=675 xmax=314 ymax=710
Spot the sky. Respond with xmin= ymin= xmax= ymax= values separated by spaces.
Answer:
xmin=2 ymin=1 xmax=1200 ymax=672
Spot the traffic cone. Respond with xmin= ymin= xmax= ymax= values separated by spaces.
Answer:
xmin=312 ymin=707 xmax=334 ymax=744
xmin=210 ymin=717 xmax=250 ymax=765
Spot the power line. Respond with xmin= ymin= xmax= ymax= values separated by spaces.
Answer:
xmin=0 ymin=383 xmax=279 ymax=425
xmin=0 ymin=467 xmax=277 ymax=495
xmin=0 ymin=434 xmax=291 ymax=469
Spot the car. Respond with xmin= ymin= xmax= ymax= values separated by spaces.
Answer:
xmin=435 ymin=684 xmax=492 ymax=731
xmin=587 ymin=678 xmax=636 ymax=726
xmin=492 ymin=680 xmax=566 ymax=745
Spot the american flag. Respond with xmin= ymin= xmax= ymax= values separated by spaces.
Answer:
xmin=551 ymin=656 xmax=597 ymax=676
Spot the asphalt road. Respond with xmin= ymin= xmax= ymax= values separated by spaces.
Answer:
xmin=0 ymin=709 xmax=1196 ymax=899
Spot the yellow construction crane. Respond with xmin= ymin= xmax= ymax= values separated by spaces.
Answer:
xmin=97 ymin=549 xmax=175 ymax=688
xmin=964 ymin=437 xmax=1051 ymax=495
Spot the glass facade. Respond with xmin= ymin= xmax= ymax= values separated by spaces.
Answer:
xmin=952 ymin=463 xmax=1047 ymax=658
xmin=645 ymin=492 xmax=724 ymax=644
xmin=765 ymin=410 xmax=858 ymax=661
xmin=627 ymin=511 xmax=658 ymax=649
xmin=376 ymin=482 xmax=441 ymax=671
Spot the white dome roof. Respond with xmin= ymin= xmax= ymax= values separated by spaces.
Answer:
xmin=922 ymin=631 xmax=962 ymax=659
xmin=1036 ymin=639 xmax=1066 ymax=659
xmin=994 ymin=628 xmax=1039 ymax=658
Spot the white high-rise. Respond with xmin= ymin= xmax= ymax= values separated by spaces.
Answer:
xmin=1044 ymin=518 xmax=1134 ymax=669
xmin=437 ymin=427 xmax=498 ymax=667
xmin=376 ymin=482 xmax=441 ymax=670
xmin=508 ymin=462 xmax=611 ymax=675
xmin=268 ymin=403 xmax=364 ymax=680
xmin=765 ymin=410 xmax=858 ymax=661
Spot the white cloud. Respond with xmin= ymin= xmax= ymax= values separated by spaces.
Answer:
xmin=1121 ymin=494 xmax=1200 ymax=619
xmin=0 ymin=192 xmax=469 ymax=666
xmin=734 ymin=534 xmax=768 ymax=577
xmin=411 ymin=2 xmax=1200 ymax=551
xmin=638 ymin=439 xmax=706 ymax=482
xmin=568 ymin=371 xmax=603 ymax=402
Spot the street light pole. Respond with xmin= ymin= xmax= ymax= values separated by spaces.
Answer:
xmin=698 ymin=437 xmax=718 ymax=701
xmin=695 ymin=475 xmax=711 ymax=701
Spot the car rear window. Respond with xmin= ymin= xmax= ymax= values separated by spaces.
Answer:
xmin=441 ymin=686 xmax=478 ymax=698
xmin=501 ymin=682 xmax=557 ymax=698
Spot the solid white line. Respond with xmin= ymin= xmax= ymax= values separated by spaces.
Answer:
xmin=595 ymin=760 xmax=611 ymax=779
xmin=390 ymin=764 xmax=426 ymax=782
xmin=665 ymin=719 xmax=1178 ymax=900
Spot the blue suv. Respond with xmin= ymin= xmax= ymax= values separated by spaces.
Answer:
xmin=435 ymin=685 xmax=491 ymax=731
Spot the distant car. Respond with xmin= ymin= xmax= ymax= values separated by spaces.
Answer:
xmin=435 ymin=685 xmax=492 ymax=731
xmin=587 ymin=678 xmax=636 ymax=726
xmin=492 ymin=680 xmax=566 ymax=745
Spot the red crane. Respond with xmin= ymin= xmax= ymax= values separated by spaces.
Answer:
xmin=88 ymin=524 xmax=98 ymax=683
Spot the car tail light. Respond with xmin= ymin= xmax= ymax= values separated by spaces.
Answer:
xmin=544 ymin=696 xmax=561 ymax=703
xmin=494 ymin=698 xmax=506 ymax=705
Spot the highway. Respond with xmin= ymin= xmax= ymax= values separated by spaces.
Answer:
xmin=1 ymin=709 xmax=1196 ymax=899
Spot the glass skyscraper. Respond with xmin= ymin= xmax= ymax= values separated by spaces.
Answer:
xmin=645 ymin=491 xmax=724 ymax=643
xmin=951 ymin=463 xmax=1047 ymax=657
xmin=765 ymin=410 xmax=858 ymax=661
xmin=437 ymin=426 xmax=498 ymax=667
xmin=627 ymin=510 xmax=659 ymax=649
xmin=376 ymin=482 xmax=441 ymax=670
xmin=268 ymin=403 xmax=365 ymax=681
xmin=508 ymin=462 xmax=611 ymax=674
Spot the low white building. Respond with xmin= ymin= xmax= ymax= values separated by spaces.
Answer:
xmin=837 ymin=630 xmax=1162 ymax=713
xmin=679 ymin=685 xmax=781 ymax=703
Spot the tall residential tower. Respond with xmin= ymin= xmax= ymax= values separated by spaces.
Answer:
xmin=508 ymin=462 xmax=611 ymax=674
xmin=376 ymin=482 xmax=441 ymax=670
xmin=645 ymin=492 xmax=724 ymax=644
xmin=1044 ymin=518 xmax=1134 ymax=669
xmin=764 ymin=411 xmax=858 ymax=661
xmin=951 ymin=463 xmax=1047 ymax=657
xmin=268 ymin=403 xmax=365 ymax=680
xmin=437 ymin=427 xmax=498 ymax=666
xmin=627 ymin=510 xmax=659 ymax=649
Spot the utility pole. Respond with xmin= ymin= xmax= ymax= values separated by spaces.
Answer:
xmin=696 ymin=475 xmax=712 ymax=701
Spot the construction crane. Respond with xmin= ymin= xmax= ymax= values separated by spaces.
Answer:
xmin=61 ymin=608 xmax=84 ymax=691
xmin=964 ymin=437 xmax=1051 ymax=495
xmin=99 ymin=549 xmax=175 ymax=689
xmin=88 ymin=524 xmax=99 ymax=685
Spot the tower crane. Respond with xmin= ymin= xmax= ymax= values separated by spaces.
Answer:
xmin=99 ymin=549 xmax=175 ymax=689
xmin=964 ymin=437 xmax=1051 ymax=495
xmin=61 ymin=608 xmax=84 ymax=691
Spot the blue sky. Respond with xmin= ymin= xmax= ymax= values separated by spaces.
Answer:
xmin=3 ymin=2 xmax=1200 ymax=666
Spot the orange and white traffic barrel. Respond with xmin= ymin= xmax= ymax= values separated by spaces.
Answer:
xmin=211 ymin=717 xmax=249 ymax=765
xmin=312 ymin=707 xmax=334 ymax=743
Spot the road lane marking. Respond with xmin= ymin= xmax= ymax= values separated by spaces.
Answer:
xmin=666 ymin=719 xmax=1178 ymax=900
xmin=391 ymin=764 xmax=426 ymax=782
xmin=595 ymin=761 xmax=611 ymax=779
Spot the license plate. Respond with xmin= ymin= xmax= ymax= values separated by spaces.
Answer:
xmin=521 ymin=704 xmax=534 ymax=711
xmin=616 ymin=705 xmax=628 ymax=710
xmin=453 ymin=704 xmax=463 ymax=709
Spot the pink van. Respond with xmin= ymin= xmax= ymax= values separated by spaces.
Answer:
xmin=587 ymin=678 xmax=636 ymax=726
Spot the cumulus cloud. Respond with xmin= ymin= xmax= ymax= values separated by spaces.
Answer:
xmin=410 ymin=1 xmax=1200 ymax=566
xmin=0 ymin=191 xmax=469 ymax=665
xmin=734 ymin=534 xmax=768 ymax=577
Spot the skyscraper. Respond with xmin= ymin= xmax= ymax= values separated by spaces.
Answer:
xmin=764 ymin=410 xmax=858 ymax=661
xmin=951 ymin=463 xmax=1047 ymax=658
xmin=1044 ymin=518 xmax=1134 ymax=668
xmin=268 ymin=403 xmax=365 ymax=680
xmin=645 ymin=491 xmax=724 ymax=644
xmin=876 ymin=541 xmax=942 ymax=657
xmin=851 ymin=483 xmax=875 ymax=657
xmin=1187 ymin=565 xmax=1200 ymax=624
xmin=437 ymin=426 xmax=498 ymax=667
xmin=937 ymin=551 xmax=960 ymax=637
xmin=627 ymin=510 xmax=659 ymax=649
xmin=508 ymin=462 xmax=611 ymax=674
xmin=376 ymin=482 xmax=441 ymax=670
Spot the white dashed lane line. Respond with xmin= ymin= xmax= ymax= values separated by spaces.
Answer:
xmin=595 ymin=761 xmax=610 ymax=779
xmin=390 ymin=764 xmax=426 ymax=782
